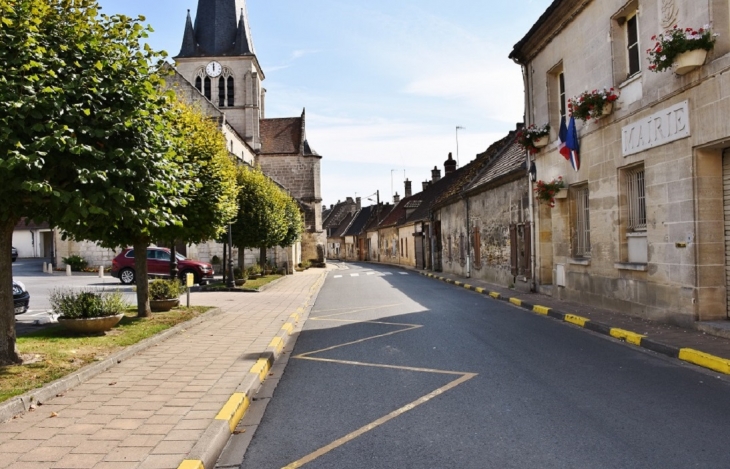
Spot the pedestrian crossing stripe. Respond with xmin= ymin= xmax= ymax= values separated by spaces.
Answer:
xmin=399 ymin=272 xmax=408 ymax=275
xmin=334 ymin=275 xmax=342 ymax=278
xmin=351 ymin=273 xmax=359 ymax=277
xmin=367 ymin=272 xmax=375 ymax=275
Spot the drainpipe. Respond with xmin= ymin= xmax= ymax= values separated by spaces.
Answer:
xmin=517 ymin=57 xmax=537 ymax=291
xmin=464 ymin=194 xmax=471 ymax=278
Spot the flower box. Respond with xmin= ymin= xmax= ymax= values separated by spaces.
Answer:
xmin=534 ymin=177 xmax=565 ymax=208
xmin=599 ymin=102 xmax=613 ymax=117
xmin=517 ymin=123 xmax=550 ymax=154
xmin=533 ymin=135 xmax=549 ymax=148
xmin=674 ymin=49 xmax=708 ymax=75
xmin=569 ymin=89 xmax=619 ymax=122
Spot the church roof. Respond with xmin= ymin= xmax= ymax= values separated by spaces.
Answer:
xmin=176 ymin=0 xmax=256 ymax=58
xmin=259 ymin=118 xmax=302 ymax=155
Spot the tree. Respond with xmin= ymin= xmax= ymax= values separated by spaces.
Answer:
xmin=0 ymin=0 xmax=187 ymax=363
xmin=152 ymin=99 xmax=239 ymax=277
xmin=231 ymin=166 xmax=301 ymax=267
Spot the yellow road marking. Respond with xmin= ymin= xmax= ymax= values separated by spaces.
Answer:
xmin=282 ymin=323 xmax=294 ymax=335
xmin=269 ymin=337 xmax=284 ymax=353
xmin=509 ymin=298 xmax=522 ymax=306
xmin=489 ymin=292 xmax=500 ymax=299
xmin=215 ymin=393 xmax=249 ymax=433
xmin=250 ymin=358 xmax=271 ymax=382
xmin=475 ymin=287 xmax=485 ymax=294
xmin=564 ymin=314 xmax=589 ymax=327
xmin=178 ymin=460 xmax=204 ymax=469
xmin=533 ymin=305 xmax=551 ymax=315
xmin=679 ymin=348 xmax=730 ymax=374
xmin=282 ymin=373 xmax=477 ymax=469
xmin=312 ymin=303 xmax=403 ymax=319
xmin=463 ymin=284 xmax=472 ymax=289
xmin=609 ymin=328 xmax=645 ymax=345
xmin=454 ymin=281 xmax=462 ymax=286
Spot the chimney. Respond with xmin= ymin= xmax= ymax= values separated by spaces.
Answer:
xmin=432 ymin=166 xmax=441 ymax=183
xmin=422 ymin=180 xmax=430 ymax=191
xmin=404 ymin=179 xmax=412 ymax=197
xmin=444 ymin=152 xmax=457 ymax=174
xmin=356 ymin=197 xmax=361 ymax=211
xmin=393 ymin=192 xmax=400 ymax=204
xmin=330 ymin=204 xmax=334 ymax=210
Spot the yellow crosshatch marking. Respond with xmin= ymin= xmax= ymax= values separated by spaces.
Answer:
xmin=286 ymin=305 xmax=478 ymax=468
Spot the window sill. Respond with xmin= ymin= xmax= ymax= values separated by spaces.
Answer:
xmin=618 ymin=72 xmax=642 ymax=89
xmin=614 ymin=262 xmax=647 ymax=272
xmin=568 ymin=258 xmax=591 ymax=266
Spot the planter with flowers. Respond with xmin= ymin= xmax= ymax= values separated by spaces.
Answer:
xmin=517 ymin=124 xmax=551 ymax=154
xmin=647 ymin=25 xmax=717 ymax=75
xmin=568 ymin=88 xmax=619 ymax=122
xmin=534 ymin=177 xmax=565 ymax=208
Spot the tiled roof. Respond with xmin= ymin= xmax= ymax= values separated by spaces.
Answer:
xmin=404 ymin=200 xmax=421 ymax=209
xmin=465 ymin=137 xmax=525 ymax=193
xmin=379 ymin=197 xmax=414 ymax=228
xmin=404 ymin=173 xmax=460 ymax=223
xmin=331 ymin=212 xmax=354 ymax=238
xmin=344 ymin=206 xmax=373 ymax=237
xmin=260 ymin=118 xmax=302 ymax=155
xmin=364 ymin=203 xmax=393 ymax=232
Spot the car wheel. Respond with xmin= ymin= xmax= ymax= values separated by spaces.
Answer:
xmin=180 ymin=270 xmax=199 ymax=285
xmin=119 ymin=268 xmax=135 ymax=285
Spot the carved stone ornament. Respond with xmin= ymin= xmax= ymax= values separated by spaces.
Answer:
xmin=660 ymin=0 xmax=679 ymax=30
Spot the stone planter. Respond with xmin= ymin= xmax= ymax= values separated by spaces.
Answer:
xmin=674 ymin=49 xmax=708 ymax=75
xmin=533 ymin=135 xmax=549 ymax=148
xmin=235 ymin=278 xmax=247 ymax=286
xmin=150 ymin=298 xmax=180 ymax=312
xmin=58 ymin=314 xmax=124 ymax=334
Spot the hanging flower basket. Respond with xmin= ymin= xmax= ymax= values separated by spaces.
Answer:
xmin=647 ymin=25 xmax=717 ymax=73
xmin=516 ymin=123 xmax=550 ymax=154
xmin=534 ymin=177 xmax=565 ymax=208
xmin=673 ymin=49 xmax=708 ymax=75
xmin=568 ymin=89 xmax=619 ymax=122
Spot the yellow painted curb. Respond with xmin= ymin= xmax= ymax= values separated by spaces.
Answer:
xmin=250 ymin=357 xmax=271 ymax=382
xmin=610 ymin=328 xmax=645 ymax=346
xmin=282 ymin=322 xmax=294 ymax=335
xmin=533 ymin=305 xmax=551 ymax=315
xmin=269 ymin=336 xmax=284 ymax=353
xmin=564 ymin=314 xmax=589 ymax=327
xmin=454 ymin=281 xmax=462 ymax=286
xmin=215 ymin=392 xmax=250 ymax=433
xmin=475 ymin=287 xmax=485 ymax=294
xmin=679 ymin=348 xmax=730 ymax=374
xmin=509 ymin=298 xmax=522 ymax=306
xmin=489 ymin=292 xmax=500 ymax=299
xmin=463 ymin=284 xmax=472 ymax=290
xmin=289 ymin=312 xmax=300 ymax=322
xmin=178 ymin=460 xmax=204 ymax=469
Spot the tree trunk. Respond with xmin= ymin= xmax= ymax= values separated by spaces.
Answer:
xmin=0 ymin=219 xmax=21 ymax=365
xmin=134 ymin=239 xmax=151 ymax=317
xmin=259 ymin=246 xmax=266 ymax=268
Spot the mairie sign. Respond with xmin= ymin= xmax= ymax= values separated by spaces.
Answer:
xmin=622 ymin=100 xmax=690 ymax=157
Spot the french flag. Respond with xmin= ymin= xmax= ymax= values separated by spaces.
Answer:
xmin=565 ymin=116 xmax=580 ymax=171
xmin=558 ymin=116 xmax=570 ymax=160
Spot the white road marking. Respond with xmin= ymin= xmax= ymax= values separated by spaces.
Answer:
xmin=334 ymin=275 xmax=343 ymax=278
xmin=399 ymin=272 xmax=408 ymax=275
xmin=350 ymin=273 xmax=359 ymax=277
xmin=366 ymin=272 xmax=375 ymax=276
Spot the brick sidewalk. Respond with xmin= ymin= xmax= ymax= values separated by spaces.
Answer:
xmin=0 ymin=268 xmax=328 ymax=469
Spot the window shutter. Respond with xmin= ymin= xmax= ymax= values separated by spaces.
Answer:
xmin=510 ymin=224 xmax=518 ymax=276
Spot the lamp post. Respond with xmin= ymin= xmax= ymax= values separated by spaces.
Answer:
xmin=226 ymin=223 xmax=235 ymax=288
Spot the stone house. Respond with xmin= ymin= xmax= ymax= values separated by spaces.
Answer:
xmin=510 ymin=0 xmax=730 ymax=325
xmin=376 ymin=196 xmax=414 ymax=266
xmin=324 ymin=197 xmax=360 ymax=259
xmin=433 ymin=129 xmax=531 ymax=289
xmin=365 ymin=203 xmax=393 ymax=262
xmin=342 ymin=206 xmax=375 ymax=261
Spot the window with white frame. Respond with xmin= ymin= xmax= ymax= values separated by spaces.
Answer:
xmin=558 ymin=71 xmax=567 ymax=121
xmin=612 ymin=1 xmax=641 ymax=83
xmin=571 ymin=185 xmax=591 ymax=257
xmin=626 ymin=13 xmax=641 ymax=77
xmin=626 ymin=166 xmax=646 ymax=232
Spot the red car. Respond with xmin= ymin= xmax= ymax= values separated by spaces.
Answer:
xmin=111 ymin=247 xmax=214 ymax=285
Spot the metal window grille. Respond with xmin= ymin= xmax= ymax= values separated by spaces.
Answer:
xmin=626 ymin=167 xmax=646 ymax=231
xmin=574 ymin=186 xmax=591 ymax=257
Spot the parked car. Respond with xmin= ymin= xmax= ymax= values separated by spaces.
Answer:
xmin=110 ymin=247 xmax=214 ymax=285
xmin=11 ymin=246 xmax=17 ymax=262
xmin=13 ymin=280 xmax=29 ymax=315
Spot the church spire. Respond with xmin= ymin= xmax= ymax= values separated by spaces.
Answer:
xmin=177 ymin=10 xmax=197 ymax=57
xmin=176 ymin=0 xmax=256 ymax=57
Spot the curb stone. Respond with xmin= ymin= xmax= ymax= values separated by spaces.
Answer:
xmin=0 ymin=307 xmax=225 ymax=424
xmin=179 ymin=269 xmax=328 ymax=469
xmin=420 ymin=271 xmax=730 ymax=376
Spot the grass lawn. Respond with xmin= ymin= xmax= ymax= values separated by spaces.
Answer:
xmin=203 ymin=274 xmax=282 ymax=291
xmin=0 ymin=306 xmax=210 ymax=404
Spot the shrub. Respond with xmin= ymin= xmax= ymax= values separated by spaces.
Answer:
xmin=233 ymin=267 xmax=247 ymax=280
xmin=148 ymin=279 xmax=183 ymax=300
xmin=50 ymin=289 xmax=127 ymax=318
xmin=62 ymin=255 xmax=88 ymax=272
xmin=246 ymin=264 xmax=262 ymax=276
xmin=300 ymin=260 xmax=311 ymax=269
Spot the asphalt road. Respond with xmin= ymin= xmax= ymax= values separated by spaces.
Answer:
xmin=226 ymin=261 xmax=730 ymax=469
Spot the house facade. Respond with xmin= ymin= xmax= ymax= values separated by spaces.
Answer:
xmin=511 ymin=0 xmax=730 ymax=325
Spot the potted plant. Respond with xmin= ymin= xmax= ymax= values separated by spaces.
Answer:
xmin=568 ymin=88 xmax=619 ymax=122
xmin=517 ymin=124 xmax=551 ymax=154
xmin=262 ymin=262 xmax=273 ymax=276
xmin=51 ymin=289 xmax=128 ymax=333
xmin=247 ymin=264 xmax=262 ymax=279
xmin=233 ymin=267 xmax=248 ymax=286
xmin=534 ymin=176 xmax=565 ymax=208
xmin=148 ymin=279 xmax=183 ymax=312
xmin=647 ymin=25 xmax=717 ymax=75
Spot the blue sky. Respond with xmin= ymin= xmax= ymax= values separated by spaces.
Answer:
xmin=96 ymin=0 xmax=553 ymax=207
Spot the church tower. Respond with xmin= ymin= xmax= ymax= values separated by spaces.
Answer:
xmin=174 ymin=0 xmax=265 ymax=150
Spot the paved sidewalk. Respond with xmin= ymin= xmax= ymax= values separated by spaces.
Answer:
xmin=0 ymin=267 xmax=329 ymax=469
xmin=419 ymin=269 xmax=730 ymax=368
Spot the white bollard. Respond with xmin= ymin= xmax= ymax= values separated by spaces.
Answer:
xmin=47 ymin=263 xmax=53 ymax=274
xmin=66 ymin=265 xmax=72 ymax=276
xmin=98 ymin=265 xmax=104 ymax=278
xmin=42 ymin=262 xmax=47 ymax=273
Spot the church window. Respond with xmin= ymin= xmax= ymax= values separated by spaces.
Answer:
xmin=195 ymin=76 xmax=202 ymax=93
xmin=227 ymin=77 xmax=235 ymax=106
xmin=218 ymin=77 xmax=226 ymax=107
xmin=204 ymin=77 xmax=211 ymax=100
